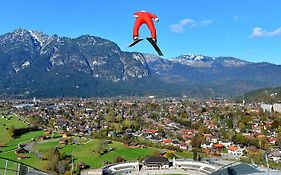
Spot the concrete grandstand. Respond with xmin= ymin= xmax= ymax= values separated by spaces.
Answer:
xmin=99 ymin=158 xmax=281 ymax=175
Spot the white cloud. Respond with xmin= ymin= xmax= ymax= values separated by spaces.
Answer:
xmin=250 ymin=27 xmax=281 ymax=38
xmin=270 ymin=28 xmax=281 ymax=36
xmin=170 ymin=18 xmax=212 ymax=33
xmin=169 ymin=19 xmax=196 ymax=33
xmin=180 ymin=19 xmax=196 ymax=26
xmin=250 ymin=27 xmax=265 ymax=38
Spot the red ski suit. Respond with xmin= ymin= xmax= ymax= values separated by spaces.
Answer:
xmin=133 ymin=11 xmax=158 ymax=40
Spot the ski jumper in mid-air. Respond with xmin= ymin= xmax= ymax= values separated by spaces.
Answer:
xmin=129 ymin=11 xmax=163 ymax=56
xmin=133 ymin=11 xmax=159 ymax=43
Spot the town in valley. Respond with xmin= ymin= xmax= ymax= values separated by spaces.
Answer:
xmin=1 ymin=97 xmax=281 ymax=175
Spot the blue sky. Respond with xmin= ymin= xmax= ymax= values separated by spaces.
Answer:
xmin=0 ymin=0 xmax=281 ymax=64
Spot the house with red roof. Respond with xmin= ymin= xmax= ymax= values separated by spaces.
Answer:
xmin=147 ymin=129 xmax=158 ymax=134
xmin=213 ymin=144 xmax=225 ymax=150
xmin=268 ymin=137 xmax=277 ymax=145
xmin=162 ymin=139 xmax=172 ymax=145
xmin=228 ymin=145 xmax=244 ymax=158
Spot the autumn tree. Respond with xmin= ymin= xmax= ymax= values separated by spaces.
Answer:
xmin=44 ymin=148 xmax=71 ymax=175
xmin=114 ymin=156 xmax=125 ymax=163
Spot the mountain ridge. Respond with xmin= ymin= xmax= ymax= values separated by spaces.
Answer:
xmin=1 ymin=29 xmax=281 ymax=98
xmin=0 ymin=28 xmax=150 ymax=82
xmin=244 ymin=86 xmax=281 ymax=103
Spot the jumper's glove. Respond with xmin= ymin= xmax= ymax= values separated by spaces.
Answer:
xmin=134 ymin=15 xmax=139 ymax=18
xmin=155 ymin=18 xmax=160 ymax=22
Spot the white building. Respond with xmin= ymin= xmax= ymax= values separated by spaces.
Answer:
xmin=143 ymin=156 xmax=170 ymax=170
xmin=228 ymin=146 xmax=244 ymax=158
xmin=269 ymin=151 xmax=281 ymax=162
xmin=261 ymin=104 xmax=273 ymax=113
xmin=219 ymin=141 xmax=232 ymax=148
xmin=273 ymin=103 xmax=281 ymax=113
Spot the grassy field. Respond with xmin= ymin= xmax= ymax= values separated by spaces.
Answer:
xmin=0 ymin=152 xmax=43 ymax=170
xmin=176 ymin=151 xmax=193 ymax=159
xmin=0 ymin=153 xmax=42 ymax=175
xmin=0 ymin=110 xmax=45 ymax=151
xmin=0 ymin=110 xmax=195 ymax=171
xmin=0 ymin=158 xmax=18 ymax=175
xmin=1 ymin=133 xmax=197 ymax=171
xmin=33 ymin=140 xmax=61 ymax=154
xmin=0 ymin=111 xmax=46 ymax=171
xmin=0 ymin=130 xmax=44 ymax=152
xmin=0 ymin=111 xmax=45 ymax=153
xmin=176 ymin=151 xmax=208 ymax=159
xmin=0 ymin=114 xmax=28 ymax=145
xmin=32 ymin=139 xmax=159 ymax=169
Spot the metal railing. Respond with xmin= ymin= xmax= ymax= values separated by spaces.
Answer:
xmin=0 ymin=157 xmax=48 ymax=175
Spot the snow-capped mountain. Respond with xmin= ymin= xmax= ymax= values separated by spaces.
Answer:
xmin=144 ymin=53 xmax=281 ymax=96
xmin=1 ymin=29 xmax=281 ymax=98
xmin=173 ymin=53 xmax=214 ymax=62
xmin=169 ymin=53 xmax=249 ymax=68
xmin=214 ymin=57 xmax=249 ymax=67
xmin=0 ymin=29 xmax=149 ymax=82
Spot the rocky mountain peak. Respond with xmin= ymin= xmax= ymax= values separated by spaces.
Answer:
xmin=0 ymin=28 xmax=150 ymax=82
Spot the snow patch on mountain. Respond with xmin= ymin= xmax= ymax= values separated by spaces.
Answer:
xmin=22 ymin=61 xmax=31 ymax=68
xmin=132 ymin=53 xmax=147 ymax=65
xmin=169 ymin=54 xmax=215 ymax=67
xmin=29 ymin=31 xmax=45 ymax=47
xmin=0 ymin=29 xmax=150 ymax=82
xmin=163 ymin=54 xmax=250 ymax=68
xmin=221 ymin=58 xmax=249 ymax=67
xmin=92 ymin=60 xmax=106 ymax=66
